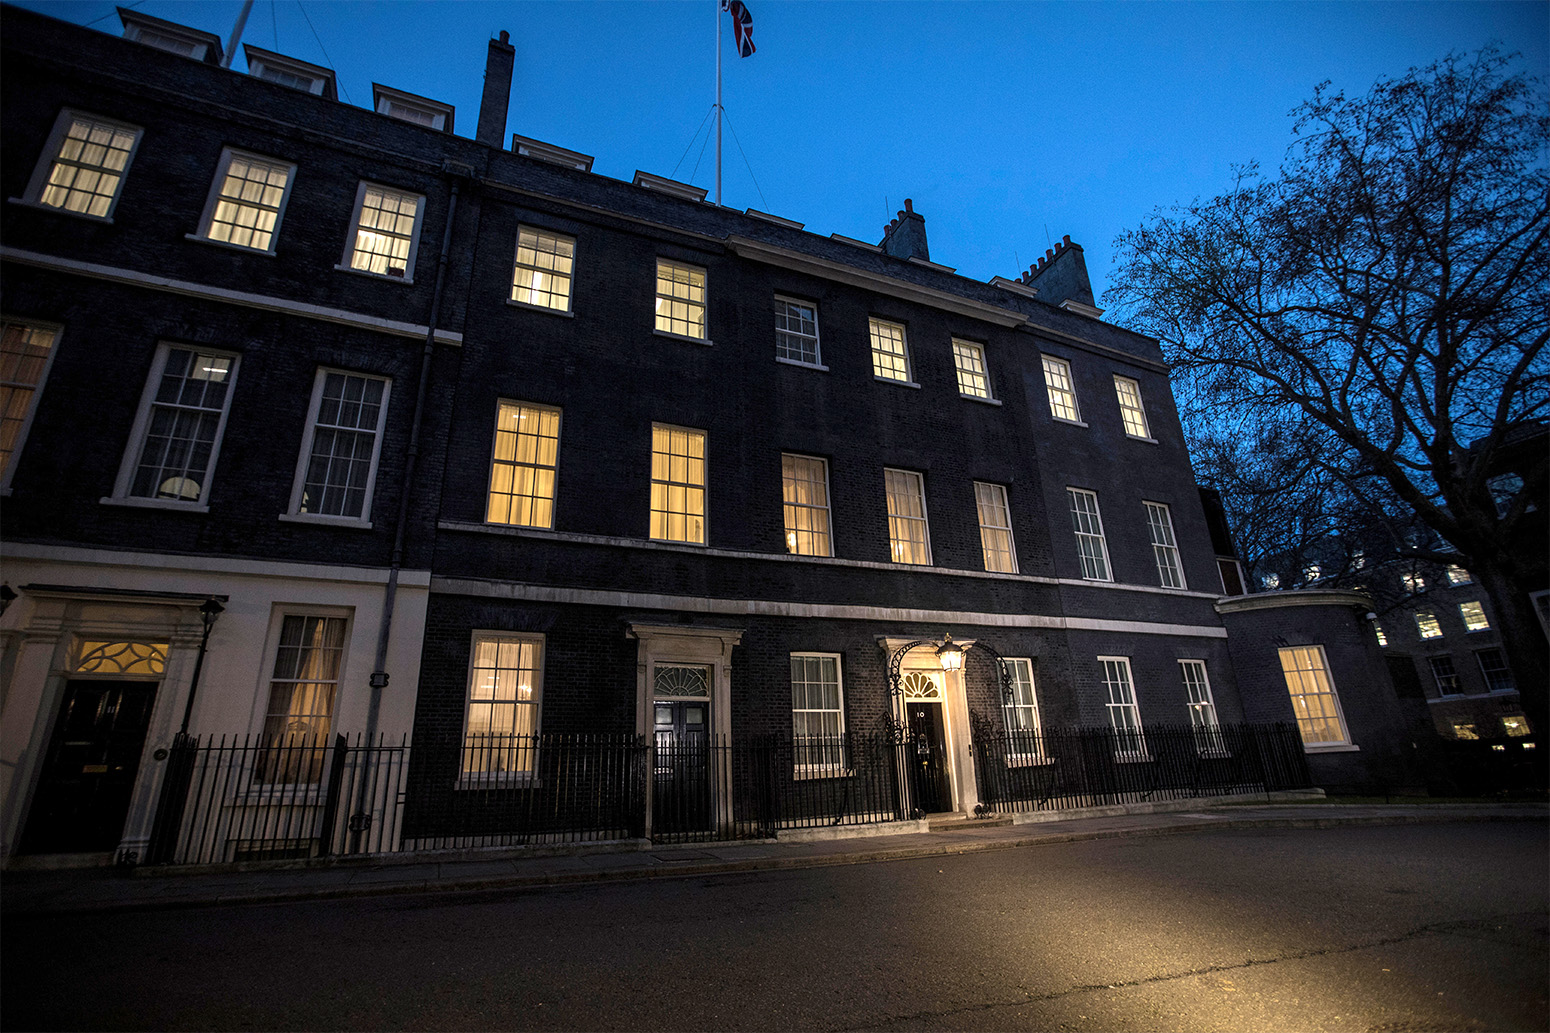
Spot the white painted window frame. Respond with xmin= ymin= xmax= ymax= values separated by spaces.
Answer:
xmin=190 ymin=147 xmax=297 ymax=255
xmin=781 ymin=452 xmax=833 ymax=557
xmin=486 ymin=400 xmax=562 ymax=530
xmin=654 ymin=259 xmax=709 ymax=342
xmin=1179 ymin=659 xmax=1226 ymax=756
xmin=510 ymin=225 xmax=577 ymax=314
xmin=774 ymin=295 xmax=823 ymax=368
xmin=1277 ymin=643 xmax=1353 ymax=749
xmin=952 ymin=339 xmax=994 ymax=401
xmin=791 ymin=652 xmax=848 ymax=778
xmin=1067 ymin=487 xmax=1112 ymax=581
xmin=1099 ymin=656 xmax=1148 ymax=761
xmin=1042 ymin=355 xmax=1083 ymax=424
xmin=1001 ymin=657 xmax=1045 ymax=764
xmin=1144 ymin=500 xmax=1186 ymax=589
xmin=974 ymin=480 xmax=1018 ymax=573
xmin=283 ymin=368 xmax=391 ymax=528
xmin=459 ymin=630 xmax=546 ymax=786
xmin=0 ymin=317 xmax=63 ymax=494
xmin=1113 ymin=374 xmax=1153 ymax=440
xmin=650 ymin=422 xmax=708 ymax=544
xmin=18 ymin=109 xmax=144 ymax=222
xmin=337 ymin=181 xmax=425 ymax=283
xmin=868 ymin=317 xmax=915 ymax=385
xmin=884 ymin=467 xmax=932 ymax=565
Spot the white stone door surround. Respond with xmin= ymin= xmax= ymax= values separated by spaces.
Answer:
xmin=879 ymin=636 xmax=979 ymax=815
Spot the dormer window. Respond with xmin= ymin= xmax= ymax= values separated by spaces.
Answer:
xmin=244 ymin=45 xmax=336 ymax=99
xmin=373 ymin=84 xmax=454 ymax=133
xmin=118 ymin=8 xmax=222 ymax=64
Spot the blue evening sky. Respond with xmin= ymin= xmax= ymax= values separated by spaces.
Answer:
xmin=15 ymin=1 xmax=1549 ymax=304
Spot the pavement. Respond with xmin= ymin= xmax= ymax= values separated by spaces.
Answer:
xmin=3 ymin=800 xmax=1544 ymax=916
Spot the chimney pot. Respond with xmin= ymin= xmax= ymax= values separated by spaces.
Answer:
xmin=1062 ymin=233 xmax=1071 ymax=245
xmin=499 ymin=29 xmax=509 ymax=44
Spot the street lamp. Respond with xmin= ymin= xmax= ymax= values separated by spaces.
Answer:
xmin=935 ymin=634 xmax=964 ymax=672
xmin=178 ymin=597 xmax=225 ymax=736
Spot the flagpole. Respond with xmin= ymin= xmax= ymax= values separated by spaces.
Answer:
xmin=715 ymin=0 xmax=723 ymax=206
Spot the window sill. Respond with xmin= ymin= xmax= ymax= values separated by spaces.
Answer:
xmin=654 ymin=328 xmax=713 ymax=346
xmin=507 ymin=298 xmax=574 ymax=317
xmin=1124 ymin=434 xmax=1159 ymax=444
xmin=776 ymin=357 xmax=828 ymax=372
xmin=1464 ymin=628 xmax=1492 ymax=634
xmin=184 ymin=232 xmax=277 ymax=256
xmin=1303 ymin=743 xmax=1360 ymax=754
xmin=1079 ymin=575 xmax=1115 ymax=584
xmin=8 ymin=196 xmax=114 ymax=223
xmin=1052 ymin=416 xmax=1089 ymax=428
xmin=650 ymin=536 xmax=708 ymax=548
xmin=1197 ymin=748 xmax=1233 ymax=760
xmin=333 ymin=262 xmax=414 ymax=285
xmin=874 ymin=376 xmax=921 ymax=389
xmin=278 ymin=512 xmax=374 ymax=530
xmin=99 ymin=495 xmax=210 ymax=514
xmin=961 ymin=394 xmax=1002 ymax=406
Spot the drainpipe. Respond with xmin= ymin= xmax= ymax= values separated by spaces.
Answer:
xmin=362 ymin=162 xmax=469 ymax=750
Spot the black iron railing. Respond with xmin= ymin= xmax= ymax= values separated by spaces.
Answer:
xmin=971 ymin=721 xmax=1311 ymax=813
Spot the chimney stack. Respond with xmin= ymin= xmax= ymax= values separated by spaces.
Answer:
xmin=476 ymin=30 xmax=514 ymax=148
xmin=1016 ymin=234 xmax=1102 ymax=316
xmin=879 ymin=198 xmax=930 ymax=262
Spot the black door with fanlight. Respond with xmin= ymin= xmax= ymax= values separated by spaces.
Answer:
xmin=22 ymin=680 xmax=158 ymax=854
xmin=652 ymin=699 xmax=712 ymax=835
xmin=907 ymin=701 xmax=952 ymax=814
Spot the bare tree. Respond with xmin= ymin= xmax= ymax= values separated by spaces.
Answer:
xmin=1108 ymin=48 xmax=1549 ymax=733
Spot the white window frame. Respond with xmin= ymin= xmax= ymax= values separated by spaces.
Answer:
xmin=1428 ymin=655 xmax=1462 ymax=696
xmin=1 ymin=318 xmax=63 ymax=493
xmin=1179 ymin=660 xmax=1226 ymax=756
xmin=374 ymin=84 xmax=454 ymax=132
xmin=650 ymin=423 xmax=707 ymax=544
xmin=284 ymin=368 xmax=391 ymax=527
xmin=106 ymin=342 xmax=240 ymax=512
xmin=18 ymin=109 xmax=143 ymax=222
xmin=487 ymin=400 xmax=561 ymax=530
xmin=191 ymin=148 xmax=296 ymax=255
xmin=1415 ymin=610 xmax=1443 ymax=639
xmin=1001 ymin=657 xmax=1044 ymax=764
xmin=1458 ymin=600 xmax=1491 ymax=632
xmin=1277 ymin=644 xmax=1352 ymax=748
xmin=884 ymin=467 xmax=932 ymax=565
xmin=655 ymin=259 xmax=708 ymax=342
xmin=1475 ymin=648 xmax=1515 ymax=694
xmin=253 ymin=608 xmax=351 ymax=786
xmin=1447 ymin=564 xmax=1472 ymax=585
xmin=868 ymin=318 xmax=915 ymax=385
xmin=1042 ymin=356 xmax=1083 ymax=424
xmin=337 ymin=181 xmax=424 ymax=282
xmin=244 ymin=45 xmax=334 ymax=96
xmin=1099 ymin=656 xmax=1148 ymax=761
xmin=1144 ymin=501 xmax=1186 ymax=589
xmin=781 ymin=453 xmax=832 ymax=557
xmin=1067 ymin=487 xmax=1112 ymax=581
xmin=974 ymin=481 xmax=1017 ymax=573
xmin=460 ymin=631 xmax=545 ymax=784
xmin=510 ymin=226 xmax=576 ymax=314
xmin=952 ymin=339 xmax=995 ymax=401
xmin=774 ymin=296 xmax=823 ymax=368
xmin=791 ymin=652 xmax=847 ymax=777
xmin=1113 ymin=375 xmax=1153 ymax=440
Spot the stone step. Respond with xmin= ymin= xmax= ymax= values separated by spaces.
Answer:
xmin=927 ymin=812 xmax=1013 ymax=832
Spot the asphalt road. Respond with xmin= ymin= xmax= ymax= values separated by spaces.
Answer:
xmin=4 ymin=821 xmax=1545 ymax=1032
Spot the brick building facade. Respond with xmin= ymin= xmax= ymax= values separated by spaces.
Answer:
xmin=0 ymin=6 xmax=1413 ymax=863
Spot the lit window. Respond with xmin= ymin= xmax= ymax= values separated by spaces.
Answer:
xmin=112 ymin=344 xmax=238 ymax=506
xmin=952 ymin=340 xmax=991 ymax=399
xmin=1447 ymin=565 xmax=1472 ymax=585
xmin=1100 ymin=657 xmax=1146 ymax=759
xmin=655 ymin=260 xmax=707 ymax=339
xmin=1459 ymin=601 xmax=1490 ymax=632
xmin=791 ymin=653 xmax=845 ymax=774
xmin=1374 ymin=624 xmax=1388 ymax=647
xmin=975 ymin=481 xmax=1017 ymax=573
xmin=0 ymin=319 xmax=60 ymax=487
xmin=651 ymin=424 xmax=706 ymax=543
xmin=1352 ymin=550 xmax=1366 ymax=570
xmin=462 ymin=633 xmax=544 ymax=778
xmin=487 ymin=401 xmax=560 ymax=529
xmin=196 ymin=149 xmax=294 ymax=253
xmin=289 ymin=370 xmax=390 ymax=523
xmin=1502 ymin=714 xmax=1531 ymax=737
xmin=1179 ymin=660 xmax=1224 ymax=755
xmin=25 ymin=110 xmax=141 ymax=220
xmin=1067 ymin=487 xmax=1111 ymax=581
xmin=1452 ymin=723 xmax=1479 ymax=740
xmin=1263 ymin=573 xmax=1281 ymax=590
xmin=1415 ymin=611 xmax=1443 ymax=639
xmin=1113 ymin=375 xmax=1150 ymax=438
xmin=869 ymin=318 xmax=911 ymax=382
xmin=1428 ymin=655 xmax=1461 ymax=696
xmin=774 ymin=297 xmax=820 ymax=365
xmin=1042 ymin=356 xmax=1081 ymax=422
xmin=884 ymin=468 xmax=931 ymax=565
xmin=1402 ymin=571 xmax=1425 ymax=593
xmin=1278 ymin=644 xmax=1350 ymax=746
xmin=256 ymin=613 xmax=347 ymax=783
xmin=1476 ymin=649 xmax=1514 ymax=693
xmin=781 ymin=453 xmax=832 ymax=557
xmin=1144 ymin=501 xmax=1185 ymax=588
xmin=344 ymin=183 xmax=423 ymax=279
xmin=1002 ymin=658 xmax=1042 ymax=760
xmin=511 ymin=227 xmax=575 ymax=312
xmin=1304 ymin=565 xmax=1322 ymax=583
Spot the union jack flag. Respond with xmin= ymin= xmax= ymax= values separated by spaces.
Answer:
xmin=721 ymin=0 xmax=755 ymax=57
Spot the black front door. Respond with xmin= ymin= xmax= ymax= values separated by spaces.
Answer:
xmin=653 ymin=700 xmax=711 ymax=834
xmin=22 ymin=679 xmax=158 ymax=854
xmin=908 ymin=701 xmax=952 ymax=814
